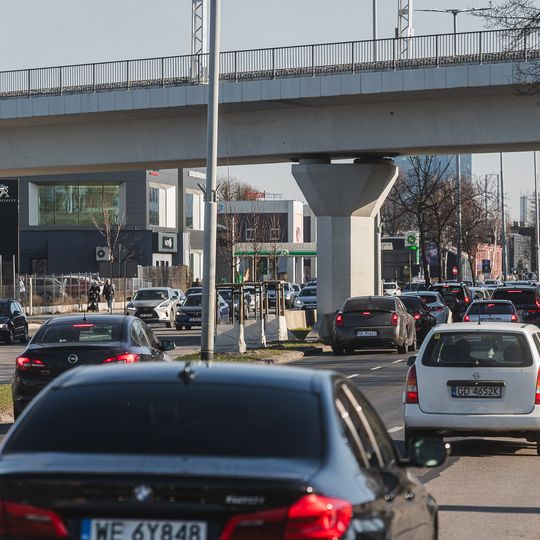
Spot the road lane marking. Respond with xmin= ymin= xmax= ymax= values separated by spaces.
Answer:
xmin=370 ymin=366 xmax=383 ymax=371
xmin=346 ymin=374 xmax=359 ymax=379
xmin=387 ymin=426 xmax=403 ymax=433
xmin=392 ymin=359 xmax=403 ymax=364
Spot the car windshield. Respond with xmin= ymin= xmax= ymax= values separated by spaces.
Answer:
xmin=468 ymin=303 xmax=514 ymax=315
xmin=184 ymin=295 xmax=202 ymax=307
xmin=419 ymin=294 xmax=440 ymax=305
xmin=399 ymin=297 xmax=421 ymax=310
xmin=422 ymin=331 xmax=533 ymax=368
xmin=384 ymin=283 xmax=397 ymax=289
xmin=432 ymin=285 xmax=465 ymax=301
xmin=133 ymin=289 xmax=169 ymax=301
xmin=5 ymin=383 xmax=323 ymax=459
xmin=38 ymin=322 xmax=122 ymax=344
xmin=299 ymin=288 xmax=316 ymax=297
xmin=0 ymin=303 xmax=9 ymax=317
xmin=492 ymin=289 xmax=536 ymax=306
xmin=343 ymin=298 xmax=395 ymax=312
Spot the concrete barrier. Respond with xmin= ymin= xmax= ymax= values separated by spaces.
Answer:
xmin=244 ymin=319 xmax=266 ymax=349
xmin=265 ymin=314 xmax=288 ymax=342
xmin=215 ymin=323 xmax=247 ymax=353
xmin=28 ymin=301 xmax=125 ymax=315
xmin=284 ymin=309 xmax=307 ymax=329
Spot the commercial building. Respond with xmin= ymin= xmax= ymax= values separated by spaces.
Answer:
xmin=17 ymin=168 xmax=204 ymax=278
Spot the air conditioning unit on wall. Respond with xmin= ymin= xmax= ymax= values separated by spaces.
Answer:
xmin=96 ymin=246 xmax=111 ymax=262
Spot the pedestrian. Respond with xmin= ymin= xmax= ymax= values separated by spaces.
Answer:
xmin=87 ymin=281 xmax=101 ymax=312
xmin=103 ymin=279 xmax=115 ymax=314
xmin=192 ymin=277 xmax=202 ymax=288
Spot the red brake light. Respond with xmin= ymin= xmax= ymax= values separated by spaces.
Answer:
xmin=362 ymin=311 xmax=371 ymax=315
xmin=464 ymin=296 xmax=470 ymax=304
xmin=219 ymin=494 xmax=353 ymax=540
xmin=536 ymin=300 xmax=540 ymax=310
xmin=536 ymin=369 xmax=540 ymax=405
xmin=72 ymin=323 xmax=95 ymax=328
xmin=103 ymin=353 xmax=140 ymax=364
xmin=406 ymin=364 xmax=419 ymax=404
xmin=16 ymin=357 xmax=45 ymax=371
xmin=511 ymin=314 xmax=517 ymax=322
xmin=0 ymin=499 xmax=69 ymax=538
xmin=463 ymin=314 xmax=470 ymax=322
xmin=335 ymin=313 xmax=344 ymax=327
xmin=414 ymin=312 xmax=421 ymax=321
xmin=391 ymin=312 xmax=399 ymax=326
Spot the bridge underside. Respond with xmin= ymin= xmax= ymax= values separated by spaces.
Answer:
xmin=0 ymin=83 xmax=538 ymax=177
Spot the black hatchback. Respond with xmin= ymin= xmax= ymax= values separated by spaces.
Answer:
xmin=0 ymin=299 xmax=28 ymax=344
xmin=398 ymin=295 xmax=437 ymax=343
xmin=491 ymin=285 xmax=540 ymax=326
xmin=0 ymin=363 xmax=445 ymax=540
xmin=11 ymin=315 xmax=175 ymax=419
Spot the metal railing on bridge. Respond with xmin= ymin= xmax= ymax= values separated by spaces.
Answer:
xmin=2 ymin=27 xmax=540 ymax=99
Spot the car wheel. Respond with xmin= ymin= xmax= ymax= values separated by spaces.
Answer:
xmin=175 ymin=325 xmax=183 ymax=331
xmin=5 ymin=328 xmax=14 ymax=345
xmin=536 ymin=439 xmax=540 ymax=456
xmin=408 ymin=335 xmax=417 ymax=353
xmin=397 ymin=338 xmax=407 ymax=354
xmin=185 ymin=325 xmax=192 ymax=330
xmin=331 ymin=343 xmax=345 ymax=355
xmin=20 ymin=326 xmax=28 ymax=344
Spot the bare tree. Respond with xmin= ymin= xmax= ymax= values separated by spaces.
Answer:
xmin=266 ymin=212 xmax=284 ymax=280
xmin=217 ymin=201 xmax=243 ymax=283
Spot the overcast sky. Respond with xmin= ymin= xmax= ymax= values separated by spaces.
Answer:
xmin=3 ymin=0 xmax=539 ymax=218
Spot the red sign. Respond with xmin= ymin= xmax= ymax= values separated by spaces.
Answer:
xmin=452 ymin=266 xmax=458 ymax=276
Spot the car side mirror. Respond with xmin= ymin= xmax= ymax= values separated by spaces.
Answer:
xmin=13 ymin=311 xmax=22 ymax=317
xmin=408 ymin=435 xmax=448 ymax=468
xmin=407 ymin=356 xmax=416 ymax=367
xmin=160 ymin=339 xmax=176 ymax=352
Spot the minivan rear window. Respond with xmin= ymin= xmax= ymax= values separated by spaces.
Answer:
xmin=491 ymin=289 xmax=536 ymax=306
xmin=422 ymin=332 xmax=533 ymax=368
xmin=467 ymin=303 xmax=514 ymax=315
xmin=5 ymin=384 xmax=323 ymax=459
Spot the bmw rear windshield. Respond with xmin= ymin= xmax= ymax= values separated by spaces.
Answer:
xmin=5 ymin=383 xmax=323 ymax=459
xmin=422 ymin=331 xmax=533 ymax=368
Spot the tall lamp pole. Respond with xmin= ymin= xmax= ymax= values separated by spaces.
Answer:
xmin=534 ymin=151 xmax=539 ymax=276
xmin=200 ymin=0 xmax=221 ymax=362
xmin=456 ymin=155 xmax=462 ymax=281
xmin=500 ymin=152 xmax=508 ymax=281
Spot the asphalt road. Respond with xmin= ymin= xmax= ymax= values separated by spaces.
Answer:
xmin=1 ymin=322 xmax=540 ymax=538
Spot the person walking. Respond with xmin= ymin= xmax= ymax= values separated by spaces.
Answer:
xmin=103 ymin=279 xmax=115 ymax=314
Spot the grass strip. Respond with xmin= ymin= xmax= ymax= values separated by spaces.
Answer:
xmin=0 ymin=384 xmax=12 ymax=418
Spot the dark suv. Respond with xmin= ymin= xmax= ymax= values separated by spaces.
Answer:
xmin=430 ymin=282 xmax=473 ymax=322
xmin=0 ymin=299 xmax=29 ymax=344
xmin=491 ymin=285 xmax=540 ymax=326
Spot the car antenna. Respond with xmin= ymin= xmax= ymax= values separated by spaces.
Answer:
xmin=179 ymin=361 xmax=197 ymax=384
xmin=83 ymin=309 xmax=87 ymax=322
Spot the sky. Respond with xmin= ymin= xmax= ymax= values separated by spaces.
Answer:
xmin=2 ymin=0 xmax=539 ymax=218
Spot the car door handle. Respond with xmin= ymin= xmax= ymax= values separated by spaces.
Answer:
xmin=404 ymin=491 xmax=415 ymax=501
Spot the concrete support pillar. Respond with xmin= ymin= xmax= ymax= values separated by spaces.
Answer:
xmin=292 ymin=158 xmax=398 ymax=326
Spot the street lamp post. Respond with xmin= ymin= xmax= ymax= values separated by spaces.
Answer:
xmin=200 ymin=0 xmax=221 ymax=362
xmin=500 ymin=152 xmax=508 ymax=281
xmin=456 ymin=155 xmax=462 ymax=281
xmin=534 ymin=151 xmax=539 ymax=276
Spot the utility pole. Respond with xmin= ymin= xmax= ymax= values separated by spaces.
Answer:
xmin=373 ymin=0 xmax=378 ymax=61
xmin=535 ymin=151 xmax=539 ymax=276
xmin=456 ymin=155 xmax=462 ymax=282
xmin=500 ymin=153 xmax=508 ymax=281
xmin=200 ymin=0 xmax=221 ymax=362
xmin=397 ymin=0 xmax=414 ymax=58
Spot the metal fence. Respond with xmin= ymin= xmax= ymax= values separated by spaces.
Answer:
xmin=0 ymin=27 xmax=539 ymax=99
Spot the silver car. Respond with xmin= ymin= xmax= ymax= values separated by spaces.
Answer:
xmin=403 ymin=291 xmax=451 ymax=325
xmin=463 ymin=299 xmax=520 ymax=323
xmin=125 ymin=287 xmax=178 ymax=327
xmin=294 ymin=286 xmax=317 ymax=310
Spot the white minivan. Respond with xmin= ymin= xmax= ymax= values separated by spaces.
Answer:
xmin=404 ymin=323 xmax=540 ymax=454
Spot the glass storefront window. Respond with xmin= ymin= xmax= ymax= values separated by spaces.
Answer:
xmin=36 ymin=183 xmax=120 ymax=225
xmin=149 ymin=187 xmax=159 ymax=226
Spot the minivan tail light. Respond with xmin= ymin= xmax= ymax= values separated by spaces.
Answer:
xmin=103 ymin=353 xmax=140 ymax=364
xmin=0 ymin=499 xmax=69 ymax=538
xmin=391 ymin=312 xmax=399 ymax=326
xmin=335 ymin=313 xmax=344 ymax=327
xmin=406 ymin=365 xmax=419 ymax=404
xmin=16 ymin=357 xmax=45 ymax=371
xmin=535 ymin=369 xmax=540 ymax=405
xmin=219 ymin=494 xmax=352 ymax=540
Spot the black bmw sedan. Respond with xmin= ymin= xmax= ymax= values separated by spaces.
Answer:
xmin=11 ymin=315 xmax=175 ymax=419
xmin=0 ymin=363 xmax=445 ymax=540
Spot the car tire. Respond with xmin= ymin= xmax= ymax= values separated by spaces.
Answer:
xmin=185 ymin=325 xmax=192 ymax=330
xmin=397 ymin=340 xmax=407 ymax=354
xmin=20 ymin=326 xmax=28 ymax=344
xmin=176 ymin=325 xmax=183 ymax=331
xmin=408 ymin=335 xmax=417 ymax=353
xmin=536 ymin=439 xmax=540 ymax=456
xmin=5 ymin=328 xmax=14 ymax=345
xmin=331 ymin=343 xmax=345 ymax=355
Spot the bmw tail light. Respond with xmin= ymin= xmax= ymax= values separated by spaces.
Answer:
xmin=391 ymin=312 xmax=399 ymax=326
xmin=103 ymin=353 xmax=140 ymax=364
xmin=335 ymin=313 xmax=344 ymax=327
xmin=220 ymin=494 xmax=352 ymax=540
xmin=406 ymin=365 xmax=419 ymax=404
xmin=535 ymin=369 xmax=540 ymax=405
xmin=16 ymin=357 xmax=45 ymax=371
xmin=0 ymin=499 xmax=69 ymax=538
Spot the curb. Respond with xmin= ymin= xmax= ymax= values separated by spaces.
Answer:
xmin=260 ymin=345 xmax=328 ymax=364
